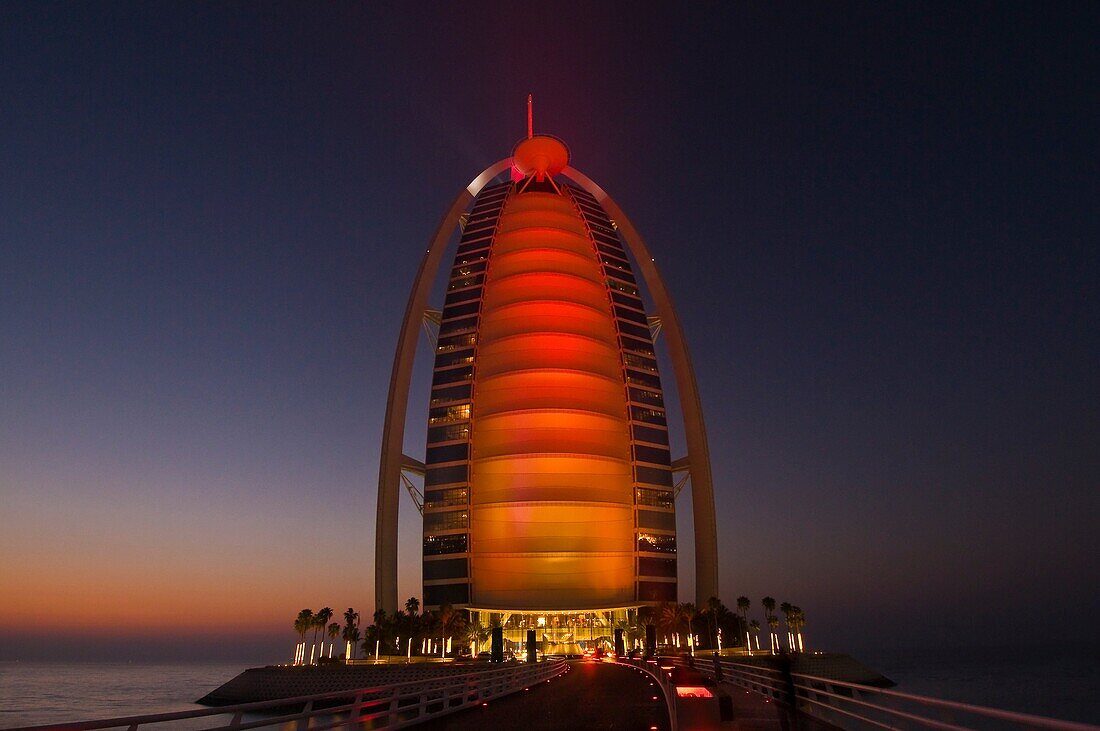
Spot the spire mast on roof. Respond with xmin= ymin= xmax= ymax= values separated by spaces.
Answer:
xmin=527 ymin=94 xmax=533 ymax=139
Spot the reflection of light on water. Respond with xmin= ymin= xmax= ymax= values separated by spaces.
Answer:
xmin=854 ymin=646 xmax=1098 ymax=725
xmin=0 ymin=662 xmax=250 ymax=729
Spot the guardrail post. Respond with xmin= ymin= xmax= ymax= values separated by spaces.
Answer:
xmin=389 ymin=684 xmax=400 ymax=725
xmin=297 ymin=700 xmax=312 ymax=731
xmin=346 ymin=692 xmax=363 ymax=730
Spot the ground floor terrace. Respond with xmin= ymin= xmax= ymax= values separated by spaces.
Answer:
xmin=468 ymin=606 xmax=645 ymax=655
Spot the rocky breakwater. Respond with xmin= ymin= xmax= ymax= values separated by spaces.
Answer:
xmin=197 ymin=663 xmax=494 ymax=706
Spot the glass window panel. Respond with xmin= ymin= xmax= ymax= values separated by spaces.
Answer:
xmin=638 ymin=581 xmax=677 ymax=601
xmin=608 ymin=279 xmax=639 ymax=297
xmin=424 ymin=583 xmax=469 ymax=606
xmin=632 ymin=424 xmax=669 ymax=446
xmin=611 ymin=291 xmax=644 ymax=309
xmin=624 ymin=353 xmax=659 ymax=372
xmin=438 ymin=317 xmax=478 ymax=336
xmin=620 ymin=335 xmax=654 ymax=355
xmin=638 ymin=558 xmax=677 ymax=578
xmin=618 ymin=321 xmax=651 ymax=340
xmin=448 ymin=274 xmax=484 ymax=291
xmin=637 ymin=533 xmax=676 ymax=554
xmin=637 ymin=509 xmax=676 ymax=531
xmin=442 ymin=301 xmax=480 ymax=320
xmin=422 ymin=558 xmax=469 ymax=581
xmin=430 ymin=383 xmax=471 ymax=405
xmin=636 ymin=465 xmax=673 ymax=487
xmin=633 ymin=444 xmax=671 ymax=466
xmin=427 ymin=423 xmax=470 ymax=443
xmin=630 ymin=406 xmax=667 ymax=425
xmin=426 ymin=442 xmax=469 ymax=465
xmin=455 ymin=239 xmax=490 ymax=256
xmin=424 ymin=509 xmax=469 ymax=531
xmin=629 ymin=387 xmax=664 ymax=407
xmin=444 ymin=288 xmax=482 ymax=306
xmin=424 ymin=464 xmax=468 ymax=486
xmin=626 ymin=370 xmax=662 ymax=389
xmin=615 ymin=306 xmax=648 ymax=325
xmin=424 ymin=487 xmax=469 ymax=509
xmin=450 ymin=260 xmax=487 ymax=278
xmin=636 ymin=488 xmax=674 ymax=509
xmin=431 ymin=365 xmax=474 ymax=386
xmin=437 ymin=333 xmax=477 ymax=352
xmin=428 ymin=403 xmax=471 ymax=424
xmin=423 ymin=533 xmax=468 ymax=555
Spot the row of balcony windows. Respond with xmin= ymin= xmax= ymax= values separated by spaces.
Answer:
xmin=611 ymin=289 xmax=644 ymax=311
xmin=424 ymin=582 xmax=469 ymax=607
xmin=448 ymin=274 xmax=484 ymax=292
xmin=423 ymin=508 xmax=670 ymax=535
xmin=426 ymin=442 xmax=468 ymax=465
xmin=422 ymin=531 xmax=675 ymax=558
xmin=430 ymin=382 xmax=471 ymax=406
xmin=428 ymin=402 xmax=471 ymax=425
xmin=445 ymin=287 xmax=482 ymax=307
xmin=456 ymin=236 xmax=492 ymax=257
xmin=424 ymin=509 xmax=469 ymax=532
xmin=422 ymin=486 xmax=672 ymax=513
xmin=425 ymin=463 xmax=671 ymax=490
xmin=432 ymin=365 xmax=474 ymax=387
xmin=442 ymin=301 xmax=481 ymax=322
xmin=451 ymin=259 xmax=488 ymax=279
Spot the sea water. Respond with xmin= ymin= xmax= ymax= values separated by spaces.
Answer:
xmin=0 ymin=662 xmax=244 ymax=729
xmin=857 ymin=645 xmax=1099 ymax=726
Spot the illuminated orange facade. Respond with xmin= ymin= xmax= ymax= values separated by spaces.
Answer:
xmin=421 ymin=136 xmax=676 ymax=612
xmin=374 ymin=129 xmax=718 ymax=617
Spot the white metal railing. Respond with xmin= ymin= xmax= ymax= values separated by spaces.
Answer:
xmin=5 ymin=660 xmax=568 ymax=731
xmin=667 ymin=655 xmax=1098 ymax=731
xmin=616 ymin=656 xmax=679 ymax=731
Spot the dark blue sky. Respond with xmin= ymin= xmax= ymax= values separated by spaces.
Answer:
xmin=1 ymin=2 xmax=1097 ymax=661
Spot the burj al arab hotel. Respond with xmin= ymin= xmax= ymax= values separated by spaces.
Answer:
xmin=374 ymin=103 xmax=718 ymax=643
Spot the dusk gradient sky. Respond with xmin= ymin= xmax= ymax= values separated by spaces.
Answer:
xmin=1 ymin=2 xmax=1097 ymax=662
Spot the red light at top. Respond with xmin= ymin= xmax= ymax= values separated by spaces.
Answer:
xmin=513 ymin=135 xmax=569 ymax=181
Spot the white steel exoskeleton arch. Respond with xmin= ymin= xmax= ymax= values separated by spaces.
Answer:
xmin=374 ymin=160 xmax=719 ymax=614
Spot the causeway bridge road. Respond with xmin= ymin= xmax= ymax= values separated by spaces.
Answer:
xmin=417 ymin=659 xmax=673 ymax=730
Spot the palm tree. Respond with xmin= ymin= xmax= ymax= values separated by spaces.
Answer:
xmin=761 ymin=597 xmax=778 ymax=650
xmin=789 ymin=606 xmax=806 ymax=652
xmin=362 ymin=608 xmax=394 ymax=659
xmin=736 ymin=596 xmax=751 ymax=655
xmin=405 ymin=597 xmax=420 ymax=617
xmin=326 ymin=622 xmax=340 ymax=658
xmin=313 ymin=607 xmax=333 ymax=662
xmin=766 ymin=613 xmax=780 ymax=653
xmin=339 ymin=608 xmax=360 ymax=661
xmin=295 ymin=609 xmax=313 ymax=665
xmin=779 ymin=602 xmax=793 ymax=651
xmin=655 ymin=601 xmax=678 ymax=645
xmin=761 ymin=597 xmax=778 ymax=646
xmin=341 ymin=623 xmax=361 ymax=661
xmin=466 ymin=618 xmax=489 ymax=656
xmin=704 ymin=596 xmax=722 ymax=649
xmin=679 ymin=603 xmax=698 ymax=654
xmin=436 ymin=604 xmax=467 ymax=658
xmin=749 ymin=620 xmax=761 ymax=650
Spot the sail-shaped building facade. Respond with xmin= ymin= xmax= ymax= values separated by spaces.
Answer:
xmin=375 ymin=127 xmax=717 ymax=639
